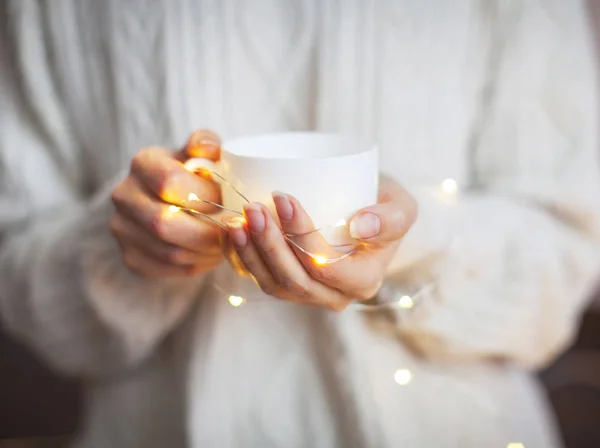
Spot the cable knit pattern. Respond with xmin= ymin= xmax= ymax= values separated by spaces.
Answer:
xmin=2 ymin=1 xmax=600 ymax=447
xmin=111 ymin=0 xmax=168 ymax=151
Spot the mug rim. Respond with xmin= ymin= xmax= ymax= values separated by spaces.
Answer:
xmin=221 ymin=132 xmax=377 ymax=161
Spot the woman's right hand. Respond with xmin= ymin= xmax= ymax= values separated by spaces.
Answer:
xmin=110 ymin=130 xmax=225 ymax=278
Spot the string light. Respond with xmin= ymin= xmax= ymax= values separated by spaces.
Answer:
xmin=313 ymin=255 xmax=328 ymax=266
xmin=177 ymin=166 xmax=460 ymax=268
xmin=394 ymin=369 xmax=412 ymax=385
xmin=178 ymin=165 xmax=361 ymax=265
xmin=228 ymin=295 xmax=245 ymax=307
xmin=398 ymin=295 xmax=414 ymax=309
xmin=179 ymin=163 xmax=457 ymax=310
xmin=440 ymin=178 xmax=458 ymax=195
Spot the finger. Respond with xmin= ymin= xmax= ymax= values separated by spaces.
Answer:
xmin=184 ymin=129 xmax=221 ymax=160
xmin=173 ymin=130 xmax=222 ymax=162
xmin=349 ymin=179 xmax=417 ymax=245
xmin=225 ymin=216 xmax=281 ymax=297
xmin=112 ymin=178 xmax=222 ymax=252
xmin=130 ymin=146 xmax=220 ymax=212
xmin=121 ymin=246 xmax=218 ymax=278
xmin=221 ymin=227 xmax=253 ymax=278
xmin=242 ymin=203 xmax=349 ymax=311
xmin=110 ymin=213 xmax=220 ymax=266
xmin=271 ymin=192 xmax=338 ymax=260
xmin=272 ymin=192 xmax=382 ymax=299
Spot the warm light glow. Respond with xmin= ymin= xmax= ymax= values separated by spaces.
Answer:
xmin=398 ymin=295 xmax=414 ymax=309
xmin=228 ymin=295 xmax=245 ymax=307
xmin=335 ymin=218 xmax=347 ymax=227
xmin=229 ymin=216 xmax=247 ymax=226
xmin=314 ymin=255 xmax=328 ymax=265
xmin=168 ymin=205 xmax=180 ymax=213
xmin=394 ymin=369 xmax=412 ymax=385
xmin=183 ymin=160 xmax=212 ymax=179
xmin=440 ymin=178 xmax=458 ymax=195
xmin=196 ymin=168 xmax=213 ymax=181
xmin=188 ymin=193 xmax=199 ymax=202
xmin=507 ymin=444 xmax=525 ymax=448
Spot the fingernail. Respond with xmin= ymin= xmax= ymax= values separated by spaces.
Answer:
xmin=243 ymin=203 xmax=265 ymax=233
xmin=272 ymin=192 xmax=294 ymax=221
xmin=226 ymin=217 xmax=248 ymax=247
xmin=349 ymin=213 xmax=381 ymax=239
xmin=188 ymin=129 xmax=219 ymax=149
xmin=187 ymin=129 xmax=220 ymax=158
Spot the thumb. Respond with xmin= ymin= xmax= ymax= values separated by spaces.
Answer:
xmin=349 ymin=193 xmax=417 ymax=244
xmin=176 ymin=129 xmax=222 ymax=161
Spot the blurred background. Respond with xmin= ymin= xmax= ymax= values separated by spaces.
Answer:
xmin=2 ymin=1 xmax=600 ymax=448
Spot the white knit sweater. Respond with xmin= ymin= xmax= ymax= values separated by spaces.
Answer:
xmin=2 ymin=1 xmax=600 ymax=447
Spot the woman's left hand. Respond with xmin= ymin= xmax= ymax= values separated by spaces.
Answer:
xmin=224 ymin=176 xmax=418 ymax=311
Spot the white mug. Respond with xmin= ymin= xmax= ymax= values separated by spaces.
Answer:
xmin=184 ymin=132 xmax=379 ymax=247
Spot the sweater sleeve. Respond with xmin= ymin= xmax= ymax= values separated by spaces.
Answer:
xmin=385 ymin=0 xmax=600 ymax=369
xmin=0 ymin=2 xmax=203 ymax=377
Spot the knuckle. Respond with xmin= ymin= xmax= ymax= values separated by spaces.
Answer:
xmin=110 ymin=182 xmax=127 ymax=207
xmin=130 ymin=150 xmax=149 ymax=174
xmin=258 ymin=282 xmax=279 ymax=297
xmin=149 ymin=210 xmax=170 ymax=239
xmin=280 ymin=277 xmax=311 ymax=299
xmin=327 ymin=300 xmax=349 ymax=312
xmin=165 ymin=247 xmax=189 ymax=265
xmin=261 ymin=241 xmax=279 ymax=259
xmin=310 ymin=263 xmax=340 ymax=284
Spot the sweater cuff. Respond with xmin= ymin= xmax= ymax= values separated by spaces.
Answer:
xmin=0 ymin=173 xmax=204 ymax=370
xmin=78 ymin=177 xmax=206 ymax=355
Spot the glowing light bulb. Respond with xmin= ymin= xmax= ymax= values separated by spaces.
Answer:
xmin=228 ymin=295 xmax=245 ymax=307
xmin=506 ymin=444 xmax=525 ymax=448
xmin=335 ymin=218 xmax=347 ymax=227
xmin=394 ymin=369 xmax=412 ymax=385
xmin=188 ymin=193 xmax=199 ymax=202
xmin=314 ymin=255 xmax=328 ymax=265
xmin=183 ymin=162 xmax=196 ymax=172
xmin=398 ymin=295 xmax=414 ymax=309
xmin=440 ymin=178 xmax=458 ymax=195
xmin=168 ymin=205 xmax=180 ymax=213
xmin=228 ymin=216 xmax=247 ymax=227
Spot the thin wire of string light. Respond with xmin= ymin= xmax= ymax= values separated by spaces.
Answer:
xmin=171 ymin=164 xmax=459 ymax=310
xmin=171 ymin=166 xmax=361 ymax=264
xmin=351 ymin=281 xmax=438 ymax=312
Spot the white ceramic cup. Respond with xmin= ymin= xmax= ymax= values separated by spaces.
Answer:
xmin=184 ymin=132 xmax=379 ymax=247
